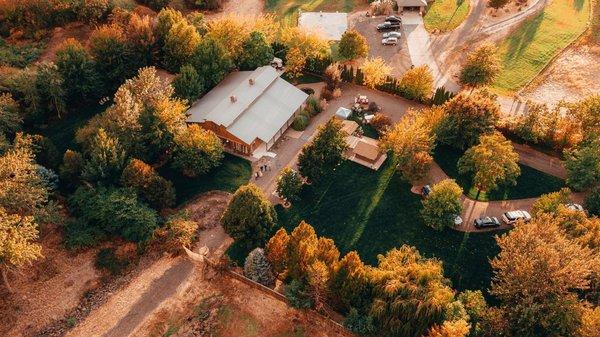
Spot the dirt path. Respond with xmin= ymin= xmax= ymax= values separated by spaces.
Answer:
xmin=66 ymin=193 xmax=232 ymax=337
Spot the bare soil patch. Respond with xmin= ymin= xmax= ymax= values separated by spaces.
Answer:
xmin=480 ymin=0 xmax=537 ymax=26
xmin=137 ymin=273 xmax=349 ymax=337
xmin=348 ymin=12 xmax=412 ymax=77
xmin=36 ymin=22 xmax=93 ymax=63
xmin=202 ymin=0 xmax=265 ymax=18
xmin=523 ymin=41 xmax=600 ymax=105
xmin=0 ymin=224 xmax=100 ymax=337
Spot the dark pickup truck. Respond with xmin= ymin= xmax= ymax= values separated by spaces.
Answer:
xmin=376 ymin=21 xmax=401 ymax=31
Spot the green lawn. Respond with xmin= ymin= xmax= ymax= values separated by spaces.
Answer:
xmin=424 ymin=0 xmax=470 ymax=32
xmin=159 ymin=154 xmax=251 ymax=206
xmin=266 ymin=0 xmax=356 ymax=24
xmin=492 ymin=0 xmax=590 ymax=94
xmin=263 ymin=158 xmax=504 ymax=294
xmin=434 ymin=144 xmax=565 ymax=201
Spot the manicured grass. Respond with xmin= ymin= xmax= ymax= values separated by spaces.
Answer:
xmin=272 ymin=158 xmax=504 ymax=294
xmin=423 ymin=0 xmax=470 ymax=32
xmin=434 ymin=144 xmax=565 ymax=201
xmin=160 ymin=154 xmax=252 ymax=205
xmin=266 ymin=0 xmax=355 ymax=24
xmin=492 ymin=0 xmax=590 ymax=94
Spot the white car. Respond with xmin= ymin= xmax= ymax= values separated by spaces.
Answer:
xmin=381 ymin=37 xmax=398 ymax=45
xmin=383 ymin=31 xmax=401 ymax=39
xmin=501 ymin=210 xmax=532 ymax=225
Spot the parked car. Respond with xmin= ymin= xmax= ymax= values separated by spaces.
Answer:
xmin=385 ymin=15 xmax=402 ymax=23
xmin=377 ymin=21 xmax=400 ymax=31
xmin=421 ymin=185 xmax=432 ymax=197
xmin=355 ymin=95 xmax=369 ymax=105
xmin=501 ymin=210 xmax=532 ymax=225
xmin=474 ymin=216 xmax=501 ymax=229
xmin=566 ymin=203 xmax=584 ymax=212
xmin=381 ymin=37 xmax=398 ymax=45
xmin=383 ymin=31 xmax=402 ymax=39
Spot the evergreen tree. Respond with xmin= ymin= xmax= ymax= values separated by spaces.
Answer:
xmin=238 ymin=31 xmax=274 ymax=70
xmin=298 ymin=119 xmax=348 ymax=184
xmin=173 ymin=65 xmax=204 ymax=103
xmin=81 ymin=128 xmax=127 ymax=183
xmin=244 ymin=247 xmax=276 ymax=287
xmin=190 ymin=37 xmax=233 ymax=89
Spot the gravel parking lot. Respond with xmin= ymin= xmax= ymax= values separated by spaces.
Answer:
xmin=349 ymin=13 xmax=412 ymax=77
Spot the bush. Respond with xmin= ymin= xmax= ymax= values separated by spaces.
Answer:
xmin=301 ymin=87 xmax=315 ymax=96
xmin=95 ymin=248 xmax=129 ymax=275
xmin=585 ymin=186 xmax=600 ymax=217
xmin=291 ymin=114 xmax=309 ymax=131
xmin=344 ymin=308 xmax=376 ymax=336
xmin=432 ymin=86 xmax=454 ymax=106
xmin=121 ymin=158 xmax=176 ymax=210
xmin=244 ymin=248 xmax=275 ymax=287
xmin=371 ymin=114 xmax=392 ymax=135
xmin=157 ymin=212 xmax=200 ymax=252
xmin=140 ymin=0 xmax=171 ymax=11
xmin=305 ymin=96 xmax=322 ymax=116
xmin=68 ymin=186 xmax=159 ymax=243
xmin=77 ymin=0 xmax=111 ymax=24
xmin=285 ymin=279 xmax=314 ymax=309
xmin=64 ymin=219 xmax=107 ymax=249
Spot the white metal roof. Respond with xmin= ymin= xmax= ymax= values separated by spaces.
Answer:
xmin=397 ymin=0 xmax=428 ymax=7
xmin=298 ymin=12 xmax=348 ymax=41
xmin=186 ymin=66 xmax=308 ymax=145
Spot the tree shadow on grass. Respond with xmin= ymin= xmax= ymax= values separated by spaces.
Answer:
xmin=504 ymin=12 xmax=545 ymax=63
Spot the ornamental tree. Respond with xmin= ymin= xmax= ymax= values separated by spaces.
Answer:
xmin=244 ymin=247 xmax=276 ymax=287
xmin=361 ymin=57 xmax=391 ymax=89
xmin=458 ymin=132 xmax=520 ymax=195
xmin=221 ymin=184 xmax=277 ymax=250
xmin=338 ymin=30 xmax=369 ymax=60
xmin=298 ymin=119 xmax=348 ymax=184
xmin=459 ymin=44 xmax=500 ymax=88
xmin=399 ymin=65 xmax=434 ymax=102
xmin=162 ymin=20 xmax=201 ymax=72
xmin=276 ymin=167 xmax=303 ymax=203
xmin=0 ymin=208 xmax=42 ymax=292
xmin=81 ymin=128 xmax=127 ymax=183
xmin=421 ymin=179 xmax=463 ymax=230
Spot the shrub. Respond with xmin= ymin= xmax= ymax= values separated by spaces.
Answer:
xmin=95 ymin=248 xmax=129 ymax=275
xmin=344 ymin=308 xmax=376 ymax=336
xmin=432 ymin=86 xmax=454 ymax=106
xmin=285 ymin=279 xmax=314 ymax=309
xmin=64 ymin=219 xmax=107 ymax=249
xmin=68 ymin=186 xmax=159 ymax=243
xmin=59 ymin=149 xmax=84 ymax=189
xmin=292 ymin=114 xmax=309 ymax=131
xmin=585 ymin=186 xmax=600 ymax=217
xmin=371 ymin=114 xmax=392 ymax=135
xmin=140 ymin=0 xmax=171 ymax=11
xmin=157 ymin=212 xmax=200 ymax=252
xmin=332 ymin=88 xmax=342 ymax=99
xmin=77 ymin=0 xmax=111 ymax=24
xmin=244 ymin=248 xmax=275 ymax=287
xmin=301 ymin=87 xmax=315 ymax=96
xmin=121 ymin=158 xmax=176 ymax=210
xmin=305 ymin=96 xmax=322 ymax=116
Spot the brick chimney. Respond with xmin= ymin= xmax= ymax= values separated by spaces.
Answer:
xmin=249 ymin=78 xmax=255 ymax=85
xmin=230 ymin=95 xmax=237 ymax=103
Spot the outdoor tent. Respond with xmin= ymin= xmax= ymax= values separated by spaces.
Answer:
xmin=335 ymin=107 xmax=352 ymax=119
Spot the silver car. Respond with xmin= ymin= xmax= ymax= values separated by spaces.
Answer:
xmin=501 ymin=210 xmax=532 ymax=225
xmin=381 ymin=37 xmax=398 ymax=45
xmin=383 ymin=31 xmax=402 ymax=39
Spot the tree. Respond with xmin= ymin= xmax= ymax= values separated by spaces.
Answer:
xmin=0 ymin=93 xmax=22 ymax=136
xmin=510 ymin=101 xmax=551 ymax=144
xmin=265 ymin=227 xmax=290 ymax=276
xmin=35 ymin=62 xmax=66 ymax=119
xmin=238 ymin=31 xmax=274 ymax=70
xmin=162 ymin=20 xmax=201 ymax=72
xmin=584 ymin=186 xmax=600 ymax=217
xmin=338 ymin=30 xmax=369 ymax=60
xmin=121 ymin=159 xmax=176 ymax=210
xmin=0 ymin=138 xmax=53 ymax=219
xmin=361 ymin=57 xmax=391 ymax=89
xmin=124 ymin=13 xmax=156 ymax=70
xmin=297 ymin=119 xmax=348 ymax=184
xmin=425 ymin=320 xmax=470 ymax=337
xmin=458 ymin=132 xmax=520 ymax=196
xmin=324 ymin=63 xmax=342 ymax=91
xmin=159 ymin=213 xmax=199 ymax=251
xmin=172 ymin=64 xmax=204 ymax=103
xmin=457 ymin=290 xmax=487 ymax=336
xmin=0 ymin=208 xmax=42 ymax=292
xmin=491 ymin=214 xmax=595 ymax=337
xmin=531 ymin=188 xmax=572 ymax=216
xmin=284 ymin=47 xmax=306 ymax=81
xmin=276 ymin=167 xmax=303 ymax=203
xmin=81 ymin=128 xmax=127 ymax=183
xmin=89 ymin=24 xmax=132 ymax=93
xmin=574 ymin=94 xmax=600 ymax=134
xmin=221 ymin=184 xmax=277 ymax=250
xmin=171 ymin=124 xmax=223 ymax=177
xmin=565 ymin=139 xmax=600 ymax=191
xmin=421 ymin=179 xmax=463 ymax=230
xmin=436 ymin=91 xmax=500 ymax=150
xmin=77 ymin=0 xmax=110 ymax=24
xmin=381 ymin=110 xmax=436 ymax=181
xmin=329 ymin=251 xmax=370 ymax=312
xmin=55 ymin=38 xmax=100 ymax=103
xmin=244 ymin=247 xmax=276 ymax=287
xmin=399 ymin=65 xmax=434 ymax=102
xmin=369 ymin=246 xmax=455 ymax=337
xmin=459 ymin=44 xmax=500 ymax=88
xmin=59 ymin=149 xmax=84 ymax=189
xmin=155 ymin=8 xmax=186 ymax=50
xmin=68 ymin=186 xmax=159 ymax=243
xmin=190 ymin=37 xmax=233 ymax=89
